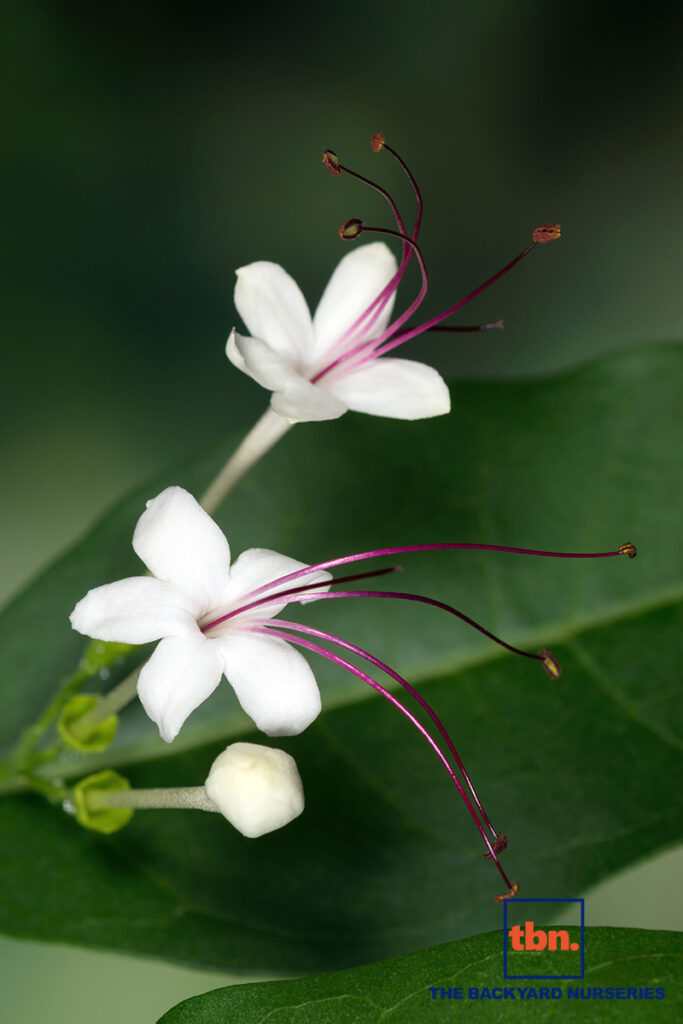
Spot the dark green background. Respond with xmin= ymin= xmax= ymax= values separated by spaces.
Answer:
xmin=1 ymin=1 xmax=681 ymax=1021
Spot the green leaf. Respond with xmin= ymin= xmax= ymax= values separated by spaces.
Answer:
xmin=0 ymin=344 xmax=680 ymax=972
xmin=158 ymin=928 xmax=682 ymax=1023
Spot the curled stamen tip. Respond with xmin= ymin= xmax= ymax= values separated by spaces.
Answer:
xmin=533 ymin=223 xmax=561 ymax=244
xmin=339 ymin=217 xmax=363 ymax=241
xmin=484 ymin=833 xmax=508 ymax=859
xmin=538 ymin=649 xmax=562 ymax=680
xmin=495 ymin=880 xmax=520 ymax=902
xmin=370 ymin=130 xmax=386 ymax=153
xmin=618 ymin=542 xmax=637 ymax=559
xmin=322 ymin=149 xmax=341 ymax=176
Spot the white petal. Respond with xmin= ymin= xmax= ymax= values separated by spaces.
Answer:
xmin=137 ymin=632 xmax=224 ymax=743
xmin=311 ymin=242 xmax=399 ymax=363
xmin=219 ymin=631 xmax=321 ymax=736
xmin=227 ymin=331 xmax=300 ymax=391
xmin=325 ymin=357 xmax=451 ymax=420
xmin=234 ymin=261 xmax=314 ymax=363
xmin=133 ymin=487 xmax=231 ymax=612
xmin=70 ymin=577 xmax=196 ymax=644
xmin=270 ymin=380 xmax=347 ymax=422
xmin=224 ymin=548 xmax=331 ymax=620
xmin=227 ymin=331 xmax=346 ymax=422
xmin=205 ymin=742 xmax=304 ymax=838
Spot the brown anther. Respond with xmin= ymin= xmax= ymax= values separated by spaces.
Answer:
xmin=618 ymin=542 xmax=637 ymax=559
xmin=494 ymin=880 xmax=520 ymax=902
xmin=322 ymin=150 xmax=341 ymax=176
xmin=339 ymin=217 xmax=363 ymax=241
xmin=370 ymin=131 xmax=386 ymax=153
xmin=539 ymin=649 xmax=562 ymax=680
xmin=533 ymin=223 xmax=561 ymax=244
xmin=484 ymin=833 xmax=508 ymax=859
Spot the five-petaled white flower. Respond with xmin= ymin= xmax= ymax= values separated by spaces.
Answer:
xmin=226 ymin=242 xmax=451 ymax=423
xmin=70 ymin=487 xmax=330 ymax=743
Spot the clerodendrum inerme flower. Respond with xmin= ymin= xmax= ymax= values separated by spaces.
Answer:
xmin=71 ymin=486 xmax=332 ymax=743
xmin=226 ymin=132 xmax=560 ymax=424
xmin=70 ymin=483 xmax=635 ymax=897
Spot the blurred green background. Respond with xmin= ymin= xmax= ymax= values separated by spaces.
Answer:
xmin=2 ymin=0 xmax=681 ymax=1020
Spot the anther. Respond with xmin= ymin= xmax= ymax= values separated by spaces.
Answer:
xmin=538 ymin=649 xmax=562 ymax=680
xmin=533 ymin=223 xmax=561 ymax=244
xmin=618 ymin=542 xmax=637 ymax=559
xmin=484 ymin=833 xmax=508 ymax=859
xmin=495 ymin=880 xmax=520 ymax=902
xmin=370 ymin=130 xmax=386 ymax=153
xmin=339 ymin=217 xmax=364 ymax=241
xmin=322 ymin=149 xmax=341 ymax=176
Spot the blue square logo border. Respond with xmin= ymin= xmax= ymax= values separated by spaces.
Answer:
xmin=503 ymin=898 xmax=585 ymax=979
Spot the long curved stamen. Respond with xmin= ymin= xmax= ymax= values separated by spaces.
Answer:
xmin=372 ymin=231 xmax=558 ymax=358
xmin=253 ymin=626 xmax=513 ymax=888
xmin=319 ymin=153 xmax=414 ymax=365
xmin=291 ymin=589 xmax=550 ymax=667
xmin=241 ymin=541 xmax=637 ymax=606
xmin=204 ymin=574 xmax=556 ymax=674
xmin=373 ymin=133 xmax=424 ymax=243
xmin=200 ymin=566 xmax=401 ymax=634
xmin=270 ymin=618 xmax=498 ymax=840
xmin=314 ymin=225 xmax=429 ymax=382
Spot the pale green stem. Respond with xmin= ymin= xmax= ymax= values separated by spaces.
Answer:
xmin=0 ymin=663 xmax=92 ymax=779
xmin=200 ymin=407 xmax=292 ymax=515
xmin=87 ymin=786 xmax=219 ymax=813
xmin=69 ymin=667 xmax=141 ymax=742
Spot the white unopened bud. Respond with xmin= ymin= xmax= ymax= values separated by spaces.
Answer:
xmin=204 ymin=742 xmax=304 ymax=838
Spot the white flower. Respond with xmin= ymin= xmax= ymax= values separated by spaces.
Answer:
xmin=205 ymin=742 xmax=304 ymax=838
xmin=70 ymin=487 xmax=330 ymax=743
xmin=226 ymin=242 xmax=451 ymax=423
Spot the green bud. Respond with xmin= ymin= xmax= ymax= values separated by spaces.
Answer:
xmin=58 ymin=694 xmax=118 ymax=753
xmin=73 ymin=770 xmax=133 ymax=834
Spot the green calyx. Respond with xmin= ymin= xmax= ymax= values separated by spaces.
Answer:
xmin=73 ymin=770 xmax=133 ymax=834
xmin=58 ymin=694 xmax=118 ymax=752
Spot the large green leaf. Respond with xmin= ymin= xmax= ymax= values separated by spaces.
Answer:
xmin=158 ymin=928 xmax=682 ymax=1023
xmin=0 ymin=345 xmax=680 ymax=971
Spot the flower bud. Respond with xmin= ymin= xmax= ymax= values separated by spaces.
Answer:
xmin=204 ymin=742 xmax=304 ymax=838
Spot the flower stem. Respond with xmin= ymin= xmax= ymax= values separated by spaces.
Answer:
xmin=86 ymin=785 xmax=218 ymax=812
xmin=200 ymin=407 xmax=291 ymax=515
xmin=69 ymin=668 xmax=141 ymax=742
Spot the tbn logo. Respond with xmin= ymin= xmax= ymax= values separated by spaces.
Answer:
xmin=508 ymin=921 xmax=581 ymax=953
xmin=503 ymin=898 xmax=585 ymax=980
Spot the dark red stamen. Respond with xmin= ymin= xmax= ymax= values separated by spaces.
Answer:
xmin=293 ymin=588 xmax=557 ymax=671
xmin=428 ymin=319 xmax=504 ymax=333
